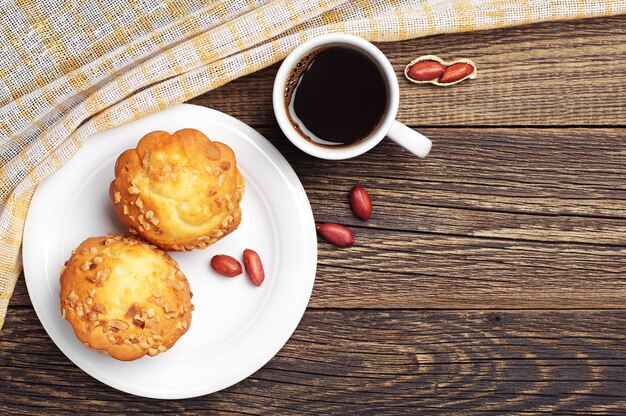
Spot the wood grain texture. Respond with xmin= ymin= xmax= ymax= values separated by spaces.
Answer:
xmin=189 ymin=15 xmax=626 ymax=127
xmin=9 ymin=128 xmax=625 ymax=309
xmin=1 ymin=308 xmax=623 ymax=415
xmin=5 ymin=14 xmax=626 ymax=414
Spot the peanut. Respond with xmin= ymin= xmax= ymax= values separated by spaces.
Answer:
xmin=405 ymin=55 xmax=476 ymax=86
xmin=317 ymin=223 xmax=354 ymax=247
xmin=439 ymin=63 xmax=475 ymax=84
xmin=243 ymin=249 xmax=265 ymax=287
xmin=210 ymin=255 xmax=242 ymax=277
xmin=406 ymin=60 xmax=446 ymax=81
xmin=350 ymin=184 xmax=372 ymax=221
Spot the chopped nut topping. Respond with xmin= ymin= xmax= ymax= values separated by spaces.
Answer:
xmin=220 ymin=161 xmax=230 ymax=171
xmin=81 ymin=248 xmax=90 ymax=255
xmin=68 ymin=291 xmax=79 ymax=303
xmin=157 ymin=345 xmax=167 ymax=352
xmin=101 ymin=268 xmax=110 ymax=279
xmin=80 ymin=261 xmax=91 ymax=271
xmin=113 ymin=191 xmax=121 ymax=203
xmin=175 ymin=321 xmax=183 ymax=329
xmin=145 ymin=210 xmax=153 ymax=219
xmin=139 ymin=341 xmax=150 ymax=349
xmin=128 ymin=185 xmax=140 ymax=195
xmin=218 ymin=174 xmax=225 ymax=187
xmin=109 ymin=320 xmax=129 ymax=330
xmin=91 ymin=303 xmax=106 ymax=313
xmin=123 ymin=339 xmax=132 ymax=345
xmin=93 ymin=256 xmax=103 ymax=264
xmin=133 ymin=319 xmax=145 ymax=329
xmin=147 ymin=308 xmax=155 ymax=318
xmin=123 ymin=204 xmax=129 ymax=215
xmin=150 ymin=327 xmax=159 ymax=335
xmin=148 ymin=348 xmax=158 ymax=356
xmin=135 ymin=197 xmax=144 ymax=209
xmin=126 ymin=303 xmax=141 ymax=318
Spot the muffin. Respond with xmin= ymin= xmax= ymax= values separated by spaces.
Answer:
xmin=109 ymin=128 xmax=245 ymax=251
xmin=60 ymin=234 xmax=193 ymax=361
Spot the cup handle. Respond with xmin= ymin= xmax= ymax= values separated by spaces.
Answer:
xmin=386 ymin=120 xmax=432 ymax=158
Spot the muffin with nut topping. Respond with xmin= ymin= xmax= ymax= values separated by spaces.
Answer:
xmin=60 ymin=234 xmax=193 ymax=361
xmin=109 ymin=128 xmax=245 ymax=251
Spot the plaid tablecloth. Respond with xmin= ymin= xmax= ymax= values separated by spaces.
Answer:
xmin=1 ymin=0 xmax=625 ymax=330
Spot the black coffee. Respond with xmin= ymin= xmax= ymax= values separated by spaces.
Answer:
xmin=284 ymin=45 xmax=388 ymax=147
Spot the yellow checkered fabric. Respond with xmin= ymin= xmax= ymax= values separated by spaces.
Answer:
xmin=1 ymin=0 xmax=625 ymax=330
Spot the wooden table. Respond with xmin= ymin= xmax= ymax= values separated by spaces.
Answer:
xmin=2 ymin=15 xmax=625 ymax=414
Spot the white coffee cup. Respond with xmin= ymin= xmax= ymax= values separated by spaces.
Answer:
xmin=273 ymin=33 xmax=432 ymax=160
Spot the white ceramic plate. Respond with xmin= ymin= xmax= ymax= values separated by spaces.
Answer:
xmin=23 ymin=104 xmax=317 ymax=399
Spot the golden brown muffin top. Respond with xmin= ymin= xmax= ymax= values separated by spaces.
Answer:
xmin=109 ymin=128 xmax=244 ymax=251
xmin=60 ymin=234 xmax=193 ymax=361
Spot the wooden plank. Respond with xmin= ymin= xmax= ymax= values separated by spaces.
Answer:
xmin=311 ymin=229 xmax=625 ymax=309
xmin=0 ymin=308 xmax=623 ymax=414
xmin=188 ymin=15 xmax=626 ymax=127
xmin=280 ymin=128 xmax=626 ymax=224
xmin=9 ymin=226 xmax=626 ymax=309
xmin=10 ymin=127 xmax=625 ymax=308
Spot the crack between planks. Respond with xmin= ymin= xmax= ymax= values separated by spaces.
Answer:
xmin=4 ymin=305 xmax=626 ymax=312
xmin=330 ymin=223 xmax=626 ymax=248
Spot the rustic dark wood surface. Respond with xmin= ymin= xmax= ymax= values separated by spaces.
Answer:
xmin=2 ymin=14 xmax=625 ymax=415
